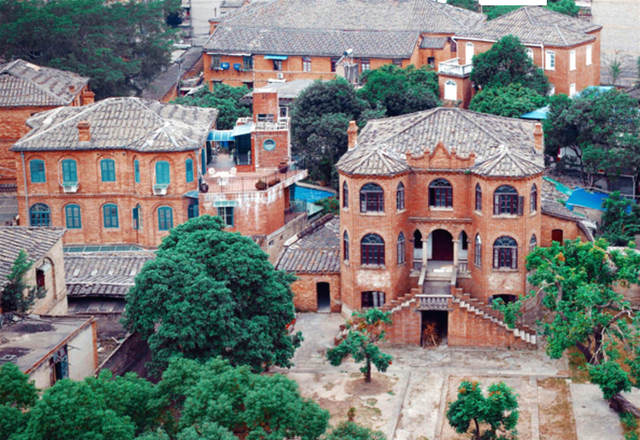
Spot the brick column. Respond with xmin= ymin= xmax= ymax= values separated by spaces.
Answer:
xmin=453 ymin=239 xmax=459 ymax=267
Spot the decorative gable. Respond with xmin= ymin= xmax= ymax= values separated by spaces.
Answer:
xmin=406 ymin=141 xmax=475 ymax=170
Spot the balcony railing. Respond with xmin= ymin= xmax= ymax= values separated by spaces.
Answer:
xmin=438 ymin=58 xmax=473 ymax=77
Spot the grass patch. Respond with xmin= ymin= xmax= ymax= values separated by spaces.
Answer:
xmin=567 ymin=347 xmax=590 ymax=383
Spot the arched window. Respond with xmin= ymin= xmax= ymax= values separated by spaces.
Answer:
xmin=61 ymin=159 xmax=77 ymax=184
xmin=493 ymin=236 xmax=518 ymax=269
xmin=530 ymin=184 xmax=538 ymax=212
xmin=493 ymin=185 xmax=520 ymax=215
xmin=529 ymin=234 xmax=537 ymax=252
xmin=64 ymin=204 xmax=81 ymax=229
xmin=100 ymin=158 xmax=116 ymax=182
xmin=360 ymin=183 xmax=384 ymax=213
xmin=474 ymin=234 xmax=481 ymax=267
xmin=397 ymin=232 xmax=406 ymax=264
xmin=103 ymin=204 xmax=119 ymax=228
xmin=30 ymin=159 xmax=46 ymax=183
xmin=361 ymin=233 xmax=385 ymax=265
xmin=342 ymin=182 xmax=349 ymax=209
xmin=429 ymin=178 xmax=452 ymax=208
xmin=475 ymin=183 xmax=482 ymax=211
xmin=396 ymin=182 xmax=405 ymax=211
xmin=155 ymin=161 xmax=170 ymax=185
xmin=132 ymin=204 xmax=142 ymax=230
xmin=343 ymin=231 xmax=349 ymax=261
xmin=158 ymin=206 xmax=174 ymax=231
xmin=30 ymin=203 xmax=50 ymax=226
xmin=185 ymin=158 xmax=194 ymax=183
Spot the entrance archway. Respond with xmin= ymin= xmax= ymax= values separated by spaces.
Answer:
xmin=316 ymin=282 xmax=330 ymax=312
xmin=430 ymin=229 xmax=453 ymax=261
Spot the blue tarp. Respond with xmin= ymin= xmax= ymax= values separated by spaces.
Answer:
xmin=566 ymin=188 xmax=609 ymax=211
xmin=521 ymin=106 xmax=549 ymax=120
xmin=264 ymin=54 xmax=288 ymax=60
xmin=208 ymin=130 xmax=234 ymax=142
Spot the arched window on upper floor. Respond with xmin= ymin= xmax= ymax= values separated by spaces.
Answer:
xmin=343 ymin=231 xmax=349 ymax=261
xmin=529 ymin=234 xmax=537 ymax=252
xmin=185 ymin=158 xmax=194 ymax=183
xmin=64 ymin=204 xmax=81 ymax=229
xmin=493 ymin=185 xmax=520 ymax=215
xmin=475 ymin=183 xmax=482 ymax=211
xmin=100 ymin=158 xmax=116 ymax=182
xmin=474 ymin=234 xmax=481 ymax=267
xmin=493 ymin=236 xmax=518 ymax=269
xmin=30 ymin=159 xmax=46 ymax=183
xmin=30 ymin=203 xmax=50 ymax=226
xmin=342 ymin=182 xmax=349 ymax=209
xmin=530 ymin=184 xmax=538 ymax=213
xmin=360 ymin=183 xmax=384 ymax=213
xmin=361 ymin=233 xmax=385 ymax=266
xmin=396 ymin=182 xmax=405 ymax=211
xmin=429 ymin=178 xmax=452 ymax=208
xmin=397 ymin=232 xmax=406 ymax=264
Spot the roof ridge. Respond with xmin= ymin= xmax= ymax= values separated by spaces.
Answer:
xmin=554 ymin=24 xmax=570 ymax=46
xmin=523 ymin=6 xmax=536 ymax=25
xmin=9 ymin=60 xmax=79 ymax=104
xmin=372 ymin=107 xmax=440 ymax=145
xmin=455 ymin=108 xmax=507 ymax=145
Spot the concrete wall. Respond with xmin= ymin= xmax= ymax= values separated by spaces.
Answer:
xmin=68 ymin=321 xmax=97 ymax=381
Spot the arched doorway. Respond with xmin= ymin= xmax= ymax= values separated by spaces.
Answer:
xmin=316 ymin=282 xmax=330 ymax=312
xmin=430 ymin=229 xmax=453 ymax=261
xmin=413 ymin=229 xmax=423 ymax=269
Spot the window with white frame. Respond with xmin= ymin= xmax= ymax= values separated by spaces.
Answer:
xmin=526 ymin=48 xmax=534 ymax=60
xmin=570 ymin=83 xmax=577 ymax=97
xmin=302 ymin=56 xmax=312 ymax=72
xmin=444 ymin=80 xmax=457 ymax=101
xmin=545 ymin=50 xmax=556 ymax=71
xmin=586 ymin=45 xmax=592 ymax=66
xmin=570 ymin=50 xmax=576 ymax=71
xmin=465 ymin=42 xmax=474 ymax=65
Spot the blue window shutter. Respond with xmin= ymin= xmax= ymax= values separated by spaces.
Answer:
xmin=30 ymin=160 xmax=46 ymax=183
xmin=134 ymin=160 xmax=140 ymax=183
xmin=103 ymin=204 xmax=118 ymax=228
xmin=156 ymin=161 xmax=170 ymax=185
xmin=186 ymin=158 xmax=194 ymax=182
xmin=100 ymin=159 xmax=115 ymax=182
xmin=158 ymin=206 xmax=173 ymax=230
xmin=62 ymin=159 xmax=77 ymax=183
xmin=65 ymin=204 xmax=81 ymax=229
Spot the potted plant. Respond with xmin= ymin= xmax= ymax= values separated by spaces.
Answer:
xmin=278 ymin=161 xmax=289 ymax=173
xmin=255 ymin=180 xmax=267 ymax=190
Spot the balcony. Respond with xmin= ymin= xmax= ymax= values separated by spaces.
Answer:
xmin=202 ymin=166 xmax=307 ymax=194
xmin=62 ymin=182 xmax=79 ymax=193
xmin=153 ymin=184 xmax=169 ymax=195
xmin=438 ymin=58 xmax=473 ymax=77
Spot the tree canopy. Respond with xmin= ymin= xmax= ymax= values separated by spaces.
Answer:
xmin=357 ymin=65 xmax=440 ymax=117
xmin=482 ymin=0 xmax=579 ymax=19
xmin=497 ymin=239 xmax=640 ymax=415
xmin=543 ymin=89 xmax=640 ymax=186
xmin=171 ymin=84 xmax=251 ymax=130
xmin=469 ymin=83 xmax=547 ymax=117
xmin=122 ymin=216 xmax=300 ymax=373
xmin=0 ymin=0 xmax=179 ymax=99
xmin=599 ymin=192 xmax=640 ymax=246
xmin=470 ymin=35 xmax=549 ymax=96
xmin=323 ymin=421 xmax=386 ymax=440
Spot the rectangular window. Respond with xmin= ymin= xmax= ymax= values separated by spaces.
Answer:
xmin=64 ymin=205 xmax=81 ymax=229
xmin=103 ymin=204 xmax=119 ymax=228
xmin=155 ymin=161 xmax=170 ymax=185
xmin=158 ymin=207 xmax=173 ymax=231
xmin=30 ymin=159 xmax=46 ymax=183
xmin=393 ymin=59 xmax=403 ymax=67
xmin=360 ymin=58 xmax=370 ymax=72
xmin=185 ymin=158 xmax=194 ymax=182
xmin=302 ymin=56 xmax=312 ymax=72
xmin=545 ymin=50 xmax=556 ymax=71
xmin=570 ymin=50 xmax=576 ymax=71
xmin=242 ymin=55 xmax=253 ymax=71
xmin=217 ymin=207 xmax=234 ymax=226
xmin=132 ymin=206 xmax=141 ymax=230
xmin=570 ymin=83 xmax=577 ymax=97
xmin=465 ymin=42 xmax=474 ymax=65
xmin=549 ymin=84 xmax=556 ymax=96
xmin=61 ymin=159 xmax=77 ymax=183
xmin=188 ymin=201 xmax=199 ymax=219
xmin=586 ymin=45 xmax=592 ymax=66
xmin=210 ymin=55 xmax=221 ymax=69
xmin=330 ymin=57 xmax=339 ymax=72
xmin=134 ymin=160 xmax=140 ymax=183
xmin=273 ymin=60 xmax=283 ymax=71
xmin=361 ymin=291 xmax=385 ymax=308
xmin=100 ymin=159 xmax=116 ymax=182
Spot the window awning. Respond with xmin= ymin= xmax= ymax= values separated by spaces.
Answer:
xmin=264 ymin=54 xmax=288 ymax=60
xmin=231 ymin=123 xmax=254 ymax=137
xmin=208 ymin=130 xmax=234 ymax=142
xmin=183 ymin=190 xmax=199 ymax=199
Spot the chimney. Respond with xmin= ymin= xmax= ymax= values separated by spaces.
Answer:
xmin=533 ymin=123 xmax=543 ymax=151
xmin=77 ymin=121 xmax=91 ymax=142
xmin=69 ymin=85 xmax=75 ymax=93
xmin=81 ymin=89 xmax=95 ymax=105
xmin=208 ymin=18 xmax=220 ymax=35
xmin=347 ymin=120 xmax=358 ymax=150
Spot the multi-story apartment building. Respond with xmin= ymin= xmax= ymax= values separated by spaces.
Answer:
xmin=441 ymin=7 xmax=602 ymax=106
xmin=0 ymin=60 xmax=93 ymax=185
xmin=203 ymin=0 xmax=484 ymax=89
xmin=12 ymin=97 xmax=217 ymax=247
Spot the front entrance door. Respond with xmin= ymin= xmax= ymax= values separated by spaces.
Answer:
xmin=316 ymin=282 xmax=330 ymax=312
xmin=552 ymin=229 xmax=564 ymax=243
xmin=431 ymin=229 xmax=453 ymax=261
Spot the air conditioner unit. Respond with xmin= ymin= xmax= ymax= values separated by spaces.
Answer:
xmin=277 ymin=72 xmax=284 ymax=79
xmin=62 ymin=182 xmax=79 ymax=193
xmin=153 ymin=184 xmax=168 ymax=195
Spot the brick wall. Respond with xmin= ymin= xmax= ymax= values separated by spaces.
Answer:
xmin=290 ymin=273 xmax=341 ymax=312
xmin=540 ymin=212 xmax=589 ymax=247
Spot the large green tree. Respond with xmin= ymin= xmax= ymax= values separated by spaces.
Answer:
xmin=469 ymin=83 xmax=547 ymax=117
xmin=327 ymin=309 xmax=393 ymax=383
xmin=122 ymin=216 xmax=300 ymax=373
xmin=543 ymin=89 xmax=640 ymax=186
xmin=447 ymin=381 xmax=519 ymax=440
xmin=497 ymin=239 xmax=640 ymax=415
xmin=0 ymin=363 xmax=38 ymax=440
xmin=0 ymin=0 xmax=179 ymax=98
xmin=171 ymin=85 xmax=251 ymax=130
xmin=471 ymin=35 xmax=549 ymax=96
xmin=357 ymin=65 xmax=440 ymax=117
xmin=599 ymin=192 xmax=640 ymax=246
xmin=484 ymin=0 xmax=579 ymax=19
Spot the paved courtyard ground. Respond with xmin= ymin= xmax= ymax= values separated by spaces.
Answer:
xmin=276 ymin=313 xmax=626 ymax=440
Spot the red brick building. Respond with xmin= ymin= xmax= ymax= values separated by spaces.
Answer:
xmin=11 ymin=98 xmax=217 ymax=248
xmin=442 ymin=7 xmax=602 ymax=107
xmin=203 ymin=0 xmax=484 ymax=89
xmin=0 ymin=60 xmax=93 ymax=185
xmin=280 ymin=107 xmax=592 ymax=348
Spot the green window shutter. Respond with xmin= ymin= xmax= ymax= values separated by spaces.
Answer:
xmin=158 ymin=206 xmax=173 ymax=231
xmin=134 ymin=160 xmax=140 ymax=183
xmin=100 ymin=159 xmax=116 ymax=182
xmin=61 ymin=159 xmax=77 ymax=183
xmin=65 ymin=204 xmax=82 ymax=229
xmin=185 ymin=158 xmax=194 ymax=182
xmin=103 ymin=204 xmax=119 ymax=228
xmin=30 ymin=160 xmax=46 ymax=183
xmin=156 ymin=161 xmax=170 ymax=185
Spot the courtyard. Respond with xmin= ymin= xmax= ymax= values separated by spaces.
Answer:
xmin=277 ymin=313 xmax=625 ymax=440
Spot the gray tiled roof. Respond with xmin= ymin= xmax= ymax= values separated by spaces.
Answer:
xmin=276 ymin=216 xmax=340 ymax=273
xmin=458 ymin=7 xmax=601 ymax=47
xmin=217 ymin=0 xmax=485 ymax=34
xmin=205 ymin=26 xmax=420 ymax=58
xmin=12 ymin=97 xmax=218 ymax=153
xmin=0 ymin=59 xmax=88 ymax=107
xmin=64 ymin=251 xmax=155 ymax=298
xmin=420 ymin=36 xmax=447 ymax=49
xmin=0 ymin=227 xmax=65 ymax=290
xmin=141 ymin=46 xmax=203 ymax=100
xmin=243 ymin=79 xmax=316 ymax=103
xmin=337 ymin=107 xmax=543 ymax=177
